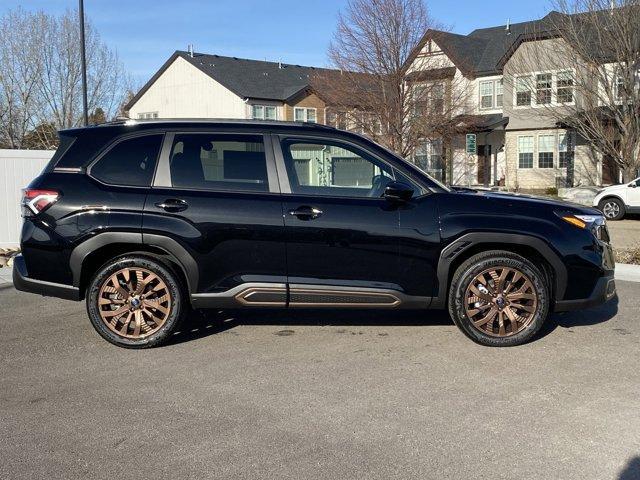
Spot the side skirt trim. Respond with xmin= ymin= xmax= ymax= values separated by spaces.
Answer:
xmin=191 ymin=283 xmax=433 ymax=309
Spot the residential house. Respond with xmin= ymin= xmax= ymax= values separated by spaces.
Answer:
xmin=126 ymin=50 xmax=380 ymax=190
xmin=127 ymin=50 xmax=339 ymax=126
xmin=403 ymin=11 xmax=624 ymax=190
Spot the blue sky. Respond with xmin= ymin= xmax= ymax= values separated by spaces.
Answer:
xmin=2 ymin=0 xmax=551 ymax=85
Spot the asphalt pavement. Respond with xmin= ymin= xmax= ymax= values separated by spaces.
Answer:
xmin=1 ymin=282 xmax=639 ymax=480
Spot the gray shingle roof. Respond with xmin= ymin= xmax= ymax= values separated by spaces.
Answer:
xmin=423 ymin=12 xmax=561 ymax=77
xmin=178 ymin=51 xmax=339 ymax=101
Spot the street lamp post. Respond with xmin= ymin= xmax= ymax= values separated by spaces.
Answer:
xmin=79 ymin=0 xmax=89 ymax=126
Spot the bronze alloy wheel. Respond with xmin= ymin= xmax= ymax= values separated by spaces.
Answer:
xmin=463 ymin=266 xmax=538 ymax=337
xmin=97 ymin=267 xmax=172 ymax=339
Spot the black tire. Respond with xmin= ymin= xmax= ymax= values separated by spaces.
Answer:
xmin=448 ymin=250 xmax=550 ymax=347
xmin=86 ymin=256 xmax=186 ymax=348
xmin=598 ymin=197 xmax=625 ymax=220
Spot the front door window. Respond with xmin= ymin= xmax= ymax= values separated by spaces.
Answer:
xmin=282 ymin=140 xmax=394 ymax=198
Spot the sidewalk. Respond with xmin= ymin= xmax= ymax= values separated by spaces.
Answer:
xmin=0 ymin=268 xmax=12 ymax=285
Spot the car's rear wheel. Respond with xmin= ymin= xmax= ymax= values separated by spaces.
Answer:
xmin=598 ymin=198 xmax=625 ymax=220
xmin=86 ymin=256 xmax=186 ymax=348
xmin=448 ymin=250 xmax=550 ymax=347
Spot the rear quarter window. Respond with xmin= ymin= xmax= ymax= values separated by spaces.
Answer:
xmin=90 ymin=134 xmax=163 ymax=187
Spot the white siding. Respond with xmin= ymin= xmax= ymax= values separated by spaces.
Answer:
xmin=0 ymin=149 xmax=54 ymax=247
xmin=129 ymin=56 xmax=247 ymax=119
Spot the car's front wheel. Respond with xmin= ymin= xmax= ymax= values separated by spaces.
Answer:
xmin=598 ymin=198 xmax=625 ymax=220
xmin=86 ymin=256 xmax=186 ymax=348
xmin=448 ymin=250 xmax=550 ymax=347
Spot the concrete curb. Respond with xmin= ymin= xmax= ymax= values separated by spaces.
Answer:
xmin=1 ymin=264 xmax=640 ymax=287
xmin=615 ymin=263 xmax=640 ymax=283
xmin=0 ymin=268 xmax=12 ymax=286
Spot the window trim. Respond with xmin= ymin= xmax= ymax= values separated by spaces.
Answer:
xmin=478 ymin=78 xmax=503 ymax=111
xmin=293 ymin=107 xmax=317 ymax=123
xmin=251 ymin=104 xmax=278 ymax=120
xmin=514 ymin=70 xmax=576 ymax=109
xmin=516 ymin=135 xmax=534 ymax=169
xmin=87 ymin=131 xmax=166 ymax=189
xmin=273 ymin=133 xmax=425 ymax=200
xmin=537 ymin=134 xmax=555 ymax=168
xmin=152 ymin=131 xmax=279 ymax=194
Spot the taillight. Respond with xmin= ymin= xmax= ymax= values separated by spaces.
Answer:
xmin=21 ymin=189 xmax=60 ymax=216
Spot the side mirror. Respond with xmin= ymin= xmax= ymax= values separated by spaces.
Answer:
xmin=383 ymin=181 xmax=414 ymax=203
xmin=629 ymin=183 xmax=637 ymax=188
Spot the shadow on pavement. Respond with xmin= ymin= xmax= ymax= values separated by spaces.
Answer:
xmin=538 ymin=295 xmax=619 ymax=340
xmin=167 ymin=307 xmax=453 ymax=346
xmin=617 ymin=456 xmax=640 ymax=480
xmin=168 ymin=294 xmax=620 ymax=346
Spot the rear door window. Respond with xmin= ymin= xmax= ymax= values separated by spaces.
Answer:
xmin=169 ymin=134 xmax=269 ymax=192
xmin=91 ymin=134 xmax=163 ymax=186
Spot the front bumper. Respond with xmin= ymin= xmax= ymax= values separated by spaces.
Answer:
xmin=554 ymin=272 xmax=616 ymax=312
xmin=12 ymin=254 xmax=80 ymax=301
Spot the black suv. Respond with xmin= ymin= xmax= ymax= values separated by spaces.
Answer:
xmin=14 ymin=120 xmax=616 ymax=348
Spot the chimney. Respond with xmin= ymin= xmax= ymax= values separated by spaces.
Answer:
xmin=188 ymin=44 xmax=194 ymax=57
xmin=505 ymin=18 xmax=511 ymax=35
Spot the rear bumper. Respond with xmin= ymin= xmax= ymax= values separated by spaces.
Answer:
xmin=12 ymin=254 xmax=80 ymax=301
xmin=554 ymin=272 xmax=616 ymax=312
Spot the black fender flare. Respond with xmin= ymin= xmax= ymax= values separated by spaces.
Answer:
xmin=69 ymin=232 xmax=198 ymax=293
xmin=433 ymin=232 xmax=567 ymax=308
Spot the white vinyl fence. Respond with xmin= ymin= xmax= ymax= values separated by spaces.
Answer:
xmin=0 ymin=149 xmax=55 ymax=247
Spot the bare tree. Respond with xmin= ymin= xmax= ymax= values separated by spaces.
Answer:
xmin=0 ymin=7 xmax=131 ymax=149
xmin=506 ymin=0 xmax=640 ymax=183
xmin=316 ymin=0 xmax=474 ymax=167
xmin=0 ymin=9 xmax=46 ymax=148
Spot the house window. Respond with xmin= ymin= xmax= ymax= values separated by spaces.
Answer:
xmin=538 ymin=134 xmax=555 ymax=168
xmin=496 ymin=79 xmax=503 ymax=107
xmin=294 ymin=107 xmax=316 ymax=122
xmin=414 ymin=139 xmax=443 ymax=176
xmin=536 ymin=73 xmax=552 ymax=105
xmin=479 ymin=79 xmax=503 ymax=110
xmin=138 ymin=112 xmax=159 ymax=119
xmin=252 ymin=105 xmax=277 ymax=120
xmin=557 ymin=71 xmax=574 ymax=104
xmin=518 ymin=136 xmax=534 ymax=168
xmin=327 ymin=110 xmax=348 ymax=130
xmin=516 ymin=77 xmax=532 ymax=106
xmin=615 ymin=74 xmax=625 ymax=100
xmin=432 ymin=83 xmax=445 ymax=114
xmin=558 ymin=133 xmax=569 ymax=168
xmin=479 ymin=81 xmax=494 ymax=109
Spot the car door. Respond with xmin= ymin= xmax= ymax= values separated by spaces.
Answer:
xmin=273 ymin=135 xmax=403 ymax=306
xmin=627 ymin=178 xmax=640 ymax=208
xmin=143 ymin=131 xmax=287 ymax=306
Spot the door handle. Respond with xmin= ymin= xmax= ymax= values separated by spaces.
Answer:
xmin=288 ymin=206 xmax=323 ymax=220
xmin=155 ymin=198 xmax=188 ymax=212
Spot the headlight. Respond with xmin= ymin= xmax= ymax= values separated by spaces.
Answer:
xmin=556 ymin=212 xmax=609 ymax=241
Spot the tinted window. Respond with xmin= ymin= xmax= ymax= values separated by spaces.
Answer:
xmin=282 ymin=140 xmax=393 ymax=198
xmin=169 ymin=134 xmax=268 ymax=192
xmin=91 ymin=134 xmax=162 ymax=186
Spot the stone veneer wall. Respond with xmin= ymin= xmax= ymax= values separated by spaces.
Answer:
xmin=504 ymin=129 xmax=600 ymax=190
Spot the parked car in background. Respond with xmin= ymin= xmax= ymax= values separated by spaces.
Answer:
xmin=14 ymin=120 xmax=616 ymax=348
xmin=594 ymin=178 xmax=640 ymax=220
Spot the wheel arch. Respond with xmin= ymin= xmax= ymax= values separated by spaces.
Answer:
xmin=597 ymin=194 xmax=626 ymax=208
xmin=434 ymin=232 xmax=566 ymax=309
xmin=70 ymin=232 xmax=198 ymax=298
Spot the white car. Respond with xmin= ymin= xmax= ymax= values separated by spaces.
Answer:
xmin=593 ymin=177 xmax=640 ymax=220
